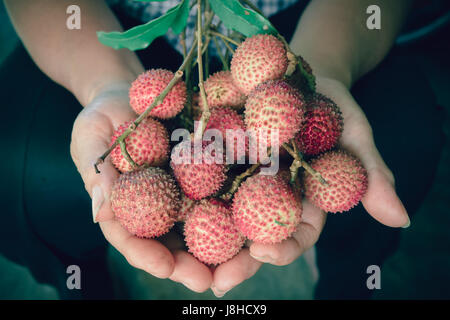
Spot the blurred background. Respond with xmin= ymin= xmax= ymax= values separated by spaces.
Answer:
xmin=0 ymin=0 xmax=449 ymax=299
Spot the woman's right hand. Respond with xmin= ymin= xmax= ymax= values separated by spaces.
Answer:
xmin=70 ymin=82 xmax=213 ymax=292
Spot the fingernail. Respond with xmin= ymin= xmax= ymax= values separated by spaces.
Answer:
xmin=92 ymin=185 xmax=104 ymax=223
xmin=249 ymin=252 xmax=273 ymax=263
xmin=211 ymin=285 xmax=228 ymax=298
xmin=402 ymin=216 xmax=411 ymax=229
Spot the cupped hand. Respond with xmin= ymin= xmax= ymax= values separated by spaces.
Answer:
xmin=70 ymin=83 xmax=213 ymax=292
xmin=212 ymin=76 xmax=410 ymax=296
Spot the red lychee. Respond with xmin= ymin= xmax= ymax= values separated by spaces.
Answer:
xmin=201 ymin=71 xmax=246 ymax=110
xmin=170 ymin=144 xmax=227 ymax=200
xmin=201 ymin=107 xmax=248 ymax=162
xmin=129 ymin=69 xmax=187 ymax=119
xmin=176 ymin=193 xmax=197 ymax=222
xmin=231 ymin=34 xmax=288 ymax=95
xmin=110 ymin=168 xmax=180 ymax=238
xmin=244 ymin=80 xmax=305 ymax=149
xmin=303 ymin=150 xmax=368 ymax=213
xmin=110 ymin=117 xmax=169 ymax=173
xmin=184 ymin=199 xmax=245 ymax=265
xmin=232 ymin=174 xmax=302 ymax=244
xmin=294 ymin=93 xmax=343 ymax=156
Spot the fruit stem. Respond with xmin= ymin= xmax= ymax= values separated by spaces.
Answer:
xmin=221 ymin=148 xmax=272 ymax=200
xmin=191 ymin=8 xmax=214 ymax=67
xmin=194 ymin=0 xmax=211 ymax=142
xmin=209 ymin=30 xmax=240 ymax=48
xmin=213 ymin=36 xmax=229 ymax=70
xmin=282 ymin=143 xmax=328 ymax=186
xmin=221 ymin=163 xmax=261 ymax=201
xmin=94 ymin=40 xmax=198 ymax=174
xmin=192 ymin=37 xmax=212 ymax=67
xmin=278 ymin=35 xmax=316 ymax=92
xmin=119 ymin=140 xmax=138 ymax=169
xmin=204 ymin=0 xmax=211 ymax=78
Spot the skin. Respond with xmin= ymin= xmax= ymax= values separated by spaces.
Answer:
xmin=5 ymin=0 xmax=412 ymax=297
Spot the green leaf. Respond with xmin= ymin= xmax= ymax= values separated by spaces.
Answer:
xmin=209 ymin=0 xmax=277 ymax=37
xmin=170 ymin=0 xmax=190 ymax=34
xmin=97 ymin=0 xmax=188 ymax=51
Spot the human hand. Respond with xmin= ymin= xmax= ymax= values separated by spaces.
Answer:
xmin=70 ymin=83 xmax=213 ymax=292
xmin=250 ymin=76 xmax=410 ymax=263
xmin=212 ymin=76 xmax=410 ymax=296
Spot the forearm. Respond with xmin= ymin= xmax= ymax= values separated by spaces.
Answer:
xmin=289 ymin=0 xmax=412 ymax=88
xmin=5 ymin=0 xmax=144 ymax=106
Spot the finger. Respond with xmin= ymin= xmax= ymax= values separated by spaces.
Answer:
xmin=341 ymin=128 xmax=409 ymax=228
xmin=250 ymin=200 xmax=326 ymax=265
xmin=323 ymin=85 xmax=410 ymax=228
xmin=211 ymin=248 xmax=262 ymax=297
xmin=71 ymin=109 xmax=131 ymax=222
xmin=362 ymin=165 xmax=410 ymax=228
xmin=99 ymin=219 xmax=175 ymax=278
xmin=169 ymin=250 xmax=213 ymax=293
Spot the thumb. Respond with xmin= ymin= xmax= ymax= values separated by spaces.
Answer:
xmin=344 ymin=134 xmax=410 ymax=228
xmin=360 ymin=151 xmax=410 ymax=228
xmin=70 ymin=110 xmax=119 ymax=223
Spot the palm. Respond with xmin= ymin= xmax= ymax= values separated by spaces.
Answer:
xmin=212 ymin=77 xmax=409 ymax=297
xmin=71 ymin=89 xmax=213 ymax=292
xmin=315 ymin=77 xmax=409 ymax=227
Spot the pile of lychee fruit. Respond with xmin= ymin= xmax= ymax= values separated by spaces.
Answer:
xmin=106 ymin=34 xmax=368 ymax=266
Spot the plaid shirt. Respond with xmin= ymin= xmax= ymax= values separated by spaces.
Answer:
xmin=110 ymin=0 xmax=298 ymax=55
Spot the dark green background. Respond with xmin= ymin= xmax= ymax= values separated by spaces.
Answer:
xmin=0 ymin=1 xmax=449 ymax=299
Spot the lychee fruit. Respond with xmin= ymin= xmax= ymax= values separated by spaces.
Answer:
xmin=170 ymin=144 xmax=227 ymax=200
xmin=184 ymin=199 xmax=245 ymax=265
xmin=201 ymin=71 xmax=247 ymax=110
xmin=201 ymin=107 xmax=248 ymax=162
xmin=244 ymin=80 xmax=305 ymax=149
xmin=129 ymin=69 xmax=187 ymax=119
xmin=231 ymin=34 xmax=288 ymax=95
xmin=177 ymin=193 xmax=197 ymax=222
xmin=294 ymin=93 xmax=343 ymax=156
xmin=232 ymin=174 xmax=302 ymax=244
xmin=303 ymin=150 xmax=368 ymax=213
xmin=110 ymin=168 xmax=180 ymax=238
xmin=110 ymin=117 xmax=169 ymax=172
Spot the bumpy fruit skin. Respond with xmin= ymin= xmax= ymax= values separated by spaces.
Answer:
xmin=244 ymin=80 xmax=305 ymax=149
xmin=202 ymin=107 xmax=248 ymax=161
xmin=303 ymin=150 xmax=368 ymax=213
xmin=177 ymin=194 xmax=197 ymax=222
xmin=201 ymin=71 xmax=246 ymax=110
xmin=111 ymin=168 xmax=180 ymax=238
xmin=129 ymin=69 xmax=187 ymax=119
xmin=110 ymin=117 xmax=169 ymax=172
xmin=295 ymin=93 xmax=343 ymax=156
xmin=231 ymin=34 xmax=288 ymax=95
xmin=170 ymin=145 xmax=227 ymax=200
xmin=232 ymin=174 xmax=302 ymax=244
xmin=184 ymin=199 xmax=245 ymax=265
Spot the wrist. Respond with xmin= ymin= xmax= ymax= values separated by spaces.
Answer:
xmin=70 ymin=54 xmax=144 ymax=107
xmin=289 ymin=41 xmax=353 ymax=89
xmin=86 ymin=79 xmax=134 ymax=105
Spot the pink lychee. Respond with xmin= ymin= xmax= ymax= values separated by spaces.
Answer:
xmin=129 ymin=69 xmax=187 ymax=119
xmin=110 ymin=168 xmax=180 ymax=238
